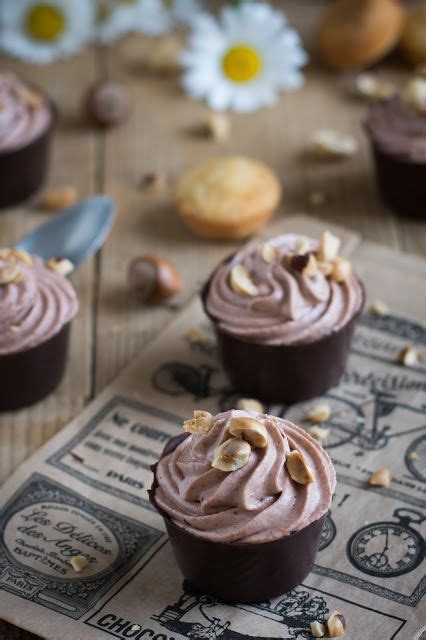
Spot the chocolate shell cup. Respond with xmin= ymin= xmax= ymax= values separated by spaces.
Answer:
xmin=0 ymin=96 xmax=56 ymax=210
xmin=0 ymin=322 xmax=70 ymax=411
xmin=201 ymin=263 xmax=365 ymax=404
xmin=150 ymin=434 xmax=325 ymax=603
xmin=369 ymin=141 xmax=425 ymax=219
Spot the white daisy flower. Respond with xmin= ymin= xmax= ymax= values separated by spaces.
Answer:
xmin=0 ymin=0 xmax=94 ymax=64
xmin=134 ymin=0 xmax=203 ymax=36
xmin=181 ymin=2 xmax=308 ymax=113
xmin=93 ymin=0 xmax=139 ymax=44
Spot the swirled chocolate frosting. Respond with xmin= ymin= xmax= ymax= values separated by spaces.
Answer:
xmin=0 ymin=74 xmax=51 ymax=152
xmin=365 ymin=98 xmax=426 ymax=163
xmin=0 ymin=252 xmax=78 ymax=355
xmin=155 ymin=410 xmax=336 ymax=543
xmin=205 ymin=234 xmax=363 ymax=346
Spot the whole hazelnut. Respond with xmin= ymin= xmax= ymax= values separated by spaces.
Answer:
xmin=83 ymin=80 xmax=132 ymax=128
xmin=128 ymin=255 xmax=182 ymax=304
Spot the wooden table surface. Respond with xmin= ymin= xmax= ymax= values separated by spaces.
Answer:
xmin=0 ymin=1 xmax=424 ymax=637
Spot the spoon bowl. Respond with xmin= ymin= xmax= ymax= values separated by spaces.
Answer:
xmin=15 ymin=195 xmax=115 ymax=267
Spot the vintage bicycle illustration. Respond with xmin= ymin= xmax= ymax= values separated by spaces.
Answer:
xmin=151 ymin=361 xmax=426 ymax=481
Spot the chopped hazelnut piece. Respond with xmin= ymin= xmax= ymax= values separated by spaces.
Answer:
xmin=140 ymin=172 xmax=167 ymax=194
xmin=203 ymin=112 xmax=231 ymax=142
xmin=330 ymin=258 xmax=352 ymax=283
xmin=70 ymin=555 xmax=89 ymax=572
xmin=307 ymin=403 xmax=331 ymax=424
xmin=355 ymin=74 xmax=396 ymax=101
xmin=47 ymin=257 xmax=74 ymax=277
xmin=185 ymin=328 xmax=209 ymax=344
xmin=130 ymin=625 xmax=141 ymax=632
xmin=290 ymin=253 xmax=318 ymax=277
xmin=19 ymin=86 xmax=43 ymax=108
xmin=230 ymin=264 xmax=258 ymax=297
xmin=317 ymin=261 xmax=333 ymax=276
xmin=317 ymin=231 xmax=341 ymax=263
xmin=229 ymin=416 xmax=268 ymax=448
xmin=0 ymin=262 xmax=21 ymax=285
xmin=397 ymin=346 xmax=418 ymax=367
xmin=402 ymin=78 xmax=426 ymax=114
xmin=236 ymin=398 xmax=264 ymax=413
xmin=285 ymin=450 xmax=315 ymax=485
xmin=369 ymin=467 xmax=391 ymax=488
xmin=14 ymin=250 xmax=33 ymax=267
xmin=310 ymin=621 xmax=326 ymax=638
xmin=261 ymin=242 xmax=277 ymax=264
xmin=212 ymin=437 xmax=251 ymax=472
xmin=308 ymin=426 xmax=330 ymax=443
xmin=326 ymin=611 xmax=346 ymax=637
xmin=184 ymin=410 xmax=213 ymax=435
xmin=371 ymin=300 xmax=390 ymax=317
xmin=143 ymin=34 xmax=183 ymax=75
xmin=41 ymin=186 xmax=78 ymax=211
xmin=311 ymin=129 xmax=358 ymax=158
xmin=408 ymin=451 xmax=419 ymax=461
xmin=295 ymin=236 xmax=310 ymax=254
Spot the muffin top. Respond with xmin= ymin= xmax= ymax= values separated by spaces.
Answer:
xmin=0 ymin=249 xmax=78 ymax=355
xmin=365 ymin=97 xmax=426 ymax=163
xmin=204 ymin=232 xmax=364 ymax=346
xmin=155 ymin=409 xmax=336 ymax=544
xmin=175 ymin=156 xmax=282 ymax=225
xmin=0 ymin=74 xmax=52 ymax=153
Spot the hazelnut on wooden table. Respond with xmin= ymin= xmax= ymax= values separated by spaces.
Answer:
xmin=128 ymin=255 xmax=182 ymax=304
xmin=41 ymin=186 xmax=78 ymax=211
xmin=83 ymin=80 xmax=132 ymax=128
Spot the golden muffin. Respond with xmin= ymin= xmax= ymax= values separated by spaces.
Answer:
xmin=174 ymin=156 xmax=282 ymax=241
xmin=400 ymin=6 xmax=426 ymax=66
xmin=317 ymin=0 xmax=405 ymax=70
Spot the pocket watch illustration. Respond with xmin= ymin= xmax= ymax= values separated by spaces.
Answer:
xmin=347 ymin=508 xmax=425 ymax=578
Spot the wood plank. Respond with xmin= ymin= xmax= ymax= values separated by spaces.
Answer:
xmin=0 ymin=50 xmax=98 ymax=484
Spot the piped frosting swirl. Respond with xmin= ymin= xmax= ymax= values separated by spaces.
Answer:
xmin=0 ymin=74 xmax=51 ymax=153
xmin=365 ymin=97 xmax=426 ymax=164
xmin=205 ymin=233 xmax=363 ymax=345
xmin=155 ymin=409 xmax=336 ymax=544
xmin=0 ymin=250 xmax=78 ymax=355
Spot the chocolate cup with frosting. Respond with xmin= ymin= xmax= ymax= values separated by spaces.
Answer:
xmin=0 ymin=75 xmax=56 ymax=209
xmin=0 ymin=251 xmax=78 ymax=411
xmin=0 ymin=323 xmax=70 ymax=411
xmin=150 ymin=411 xmax=335 ymax=602
xmin=201 ymin=235 xmax=365 ymax=403
xmin=365 ymin=98 xmax=426 ymax=219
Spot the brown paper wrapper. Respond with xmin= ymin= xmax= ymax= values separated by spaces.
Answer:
xmin=0 ymin=217 xmax=424 ymax=640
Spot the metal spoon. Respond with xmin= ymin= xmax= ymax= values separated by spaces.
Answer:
xmin=15 ymin=195 xmax=116 ymax=267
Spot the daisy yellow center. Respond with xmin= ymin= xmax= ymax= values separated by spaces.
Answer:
xmin=222 ymin=44 xmax=262 ymax=83
xmin=25 ymin=3 xmax=65 ymax=42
